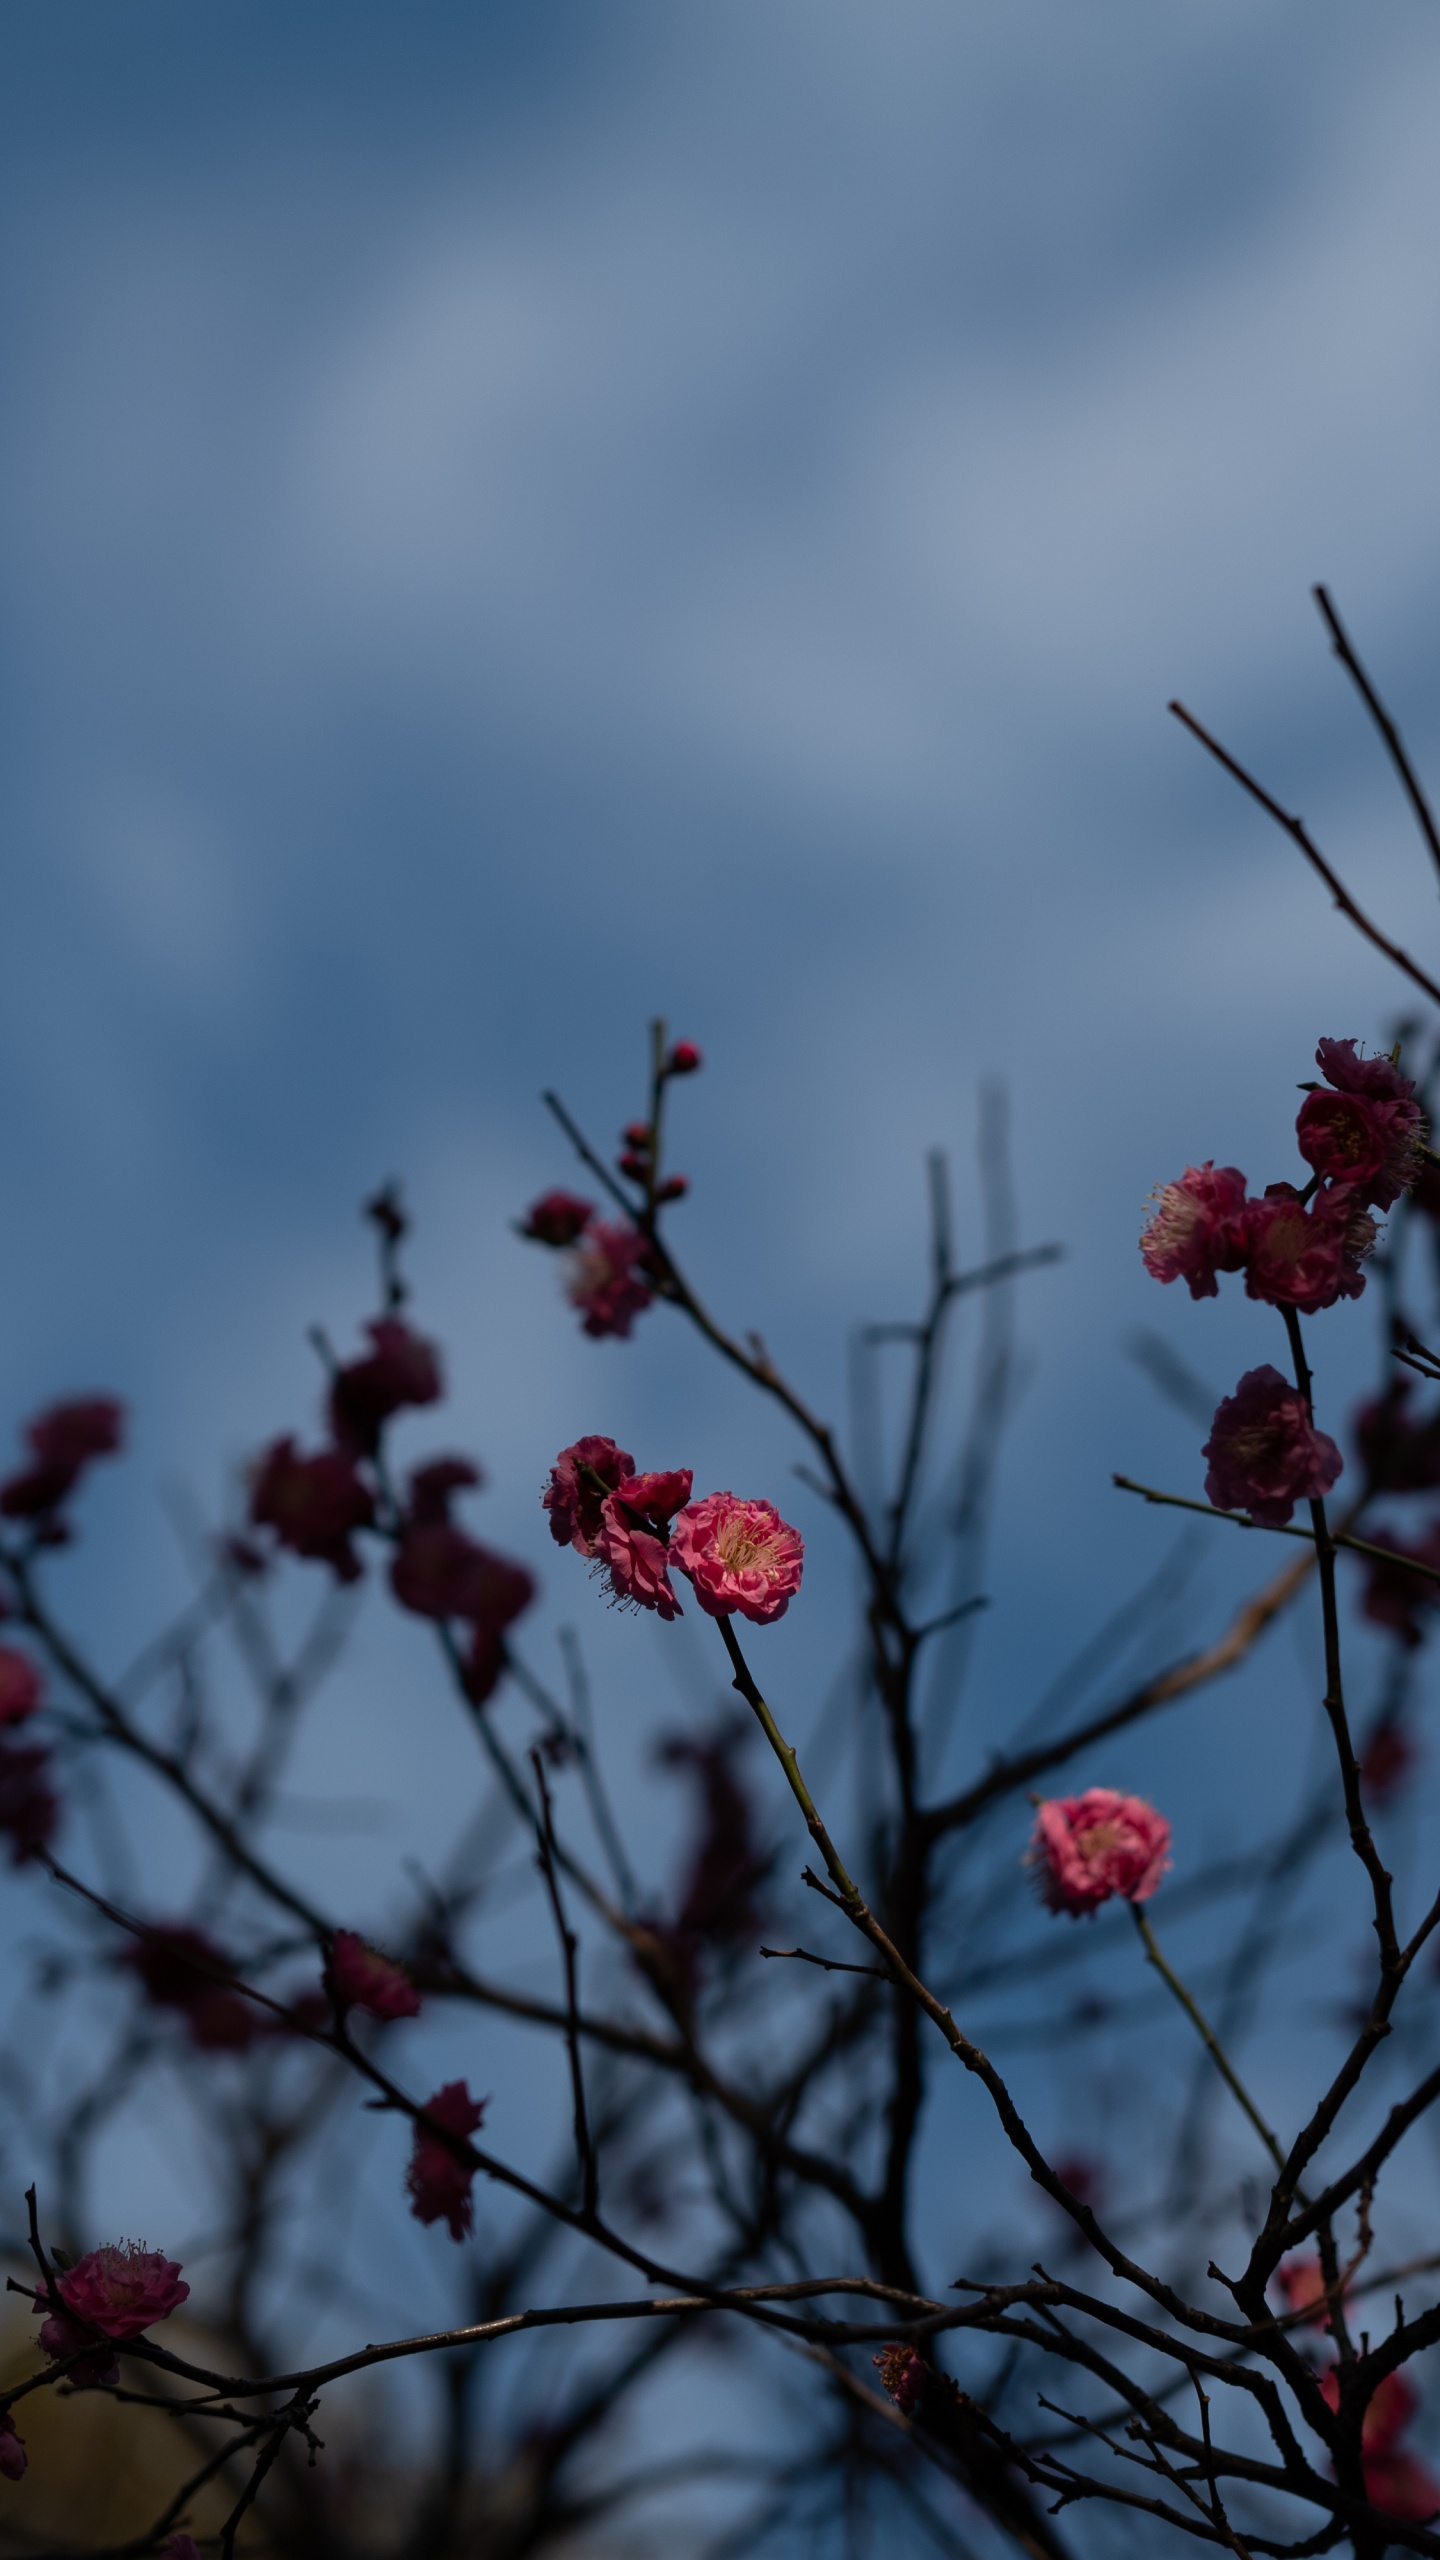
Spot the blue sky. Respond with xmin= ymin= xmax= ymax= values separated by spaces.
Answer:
xmin=7 ymin=0 xmax=1440 ymax=2501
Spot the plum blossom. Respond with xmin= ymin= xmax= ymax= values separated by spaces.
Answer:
xmin=0 ymin=1647 xmax=41 ymax=1725
xmin=543 ymin=1438 xmax=635 ymax=1554
xmin=1319 ymin=2368 xmax=1439 ymax=2523
xmin=388 ymin=1458 xmax=533 ymax=1700
xmin=0 ymin=1397 xmax=124 ymax=1522
xmin=667 ymin=1040 xmax=702 ymax=1075
xmin=329 ymin=1930 xmax=421 ymax=2021
xmin=873 ymin=2344 xmax=926 ymax=2416
xmin=1140 ymin=1164 xmax=1249 ymax=1298
xmin=249 ymin=1438 xmax=374 ymax=1582
xmin=1297 ymin=1040 xmax=1423 ymax=1210
xmin=127 ymin=1925 xmax=260 ymax=2052
xmin=42 ymin=2245 xmax=188 ymax=2358
xmin=670 ymin=1494 xmax=804 ymax=1625
xmin=520 ymin=1190 xmax=594 ymax=1246
xmin=593 ymin=1470 xmax=693 ymax=1619
xmin=565 ymin=1222 xmax=654 ymax=1339
xmin=1202 ymin=1366 xmax=1343 ymax=1527
xmin=1243 ymin=1184 xmax=1375 ymax=1313
xmin=0 ymin=2415 xmax=24 ymax=2481
xmin=1030 ymin=1789 xmax=1171 ymax=1916
xmin=329 ymin=1318 xmax=442 ymax=1456
xmin=407 ymin=2082 xmax=487 ymax=2240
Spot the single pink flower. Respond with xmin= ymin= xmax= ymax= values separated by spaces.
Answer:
xmin=329 ymin=1930 xmax=421 ymax=2021
xmin=1273 ymin=2255 xmax=1340 ymax=2330
xmin=1030 ymin=1788 xmax=1171 ymax=1916
xmin=1297 ymin=1039 xmax=1424 ymax=1212
xmin=329 ymin=1318 xmax=442 ymax=1456
xmin=592 ymin=1472 xmax=693 ymax=1620
xmin=667 ymin=1040 xmax=702 ymax=1075
xmin=669 ymin=1494 xmax=805 ymax=1625
xmin=0 ymin=2414 xmax=25 ymax=2481
xmin=1320 ymin=2366 xmax=1417 ymax=2460
xmin=0 ymin=1396 xmax=124 ymax=1520
xmin=390 ymin=1518 xmax=533 ymax=1636
xmin=249 ymin=1438 xmax=375 ymax=1582
xmin=873 ymin=2344 xmax=926 ymax=2416
xmin=543 ymin=1437 xmax=635 ymax=1554
xmin=565 ymin=1222 xmax=654 ymax=1339
xmin=0 ymin=1740 xmax=57 ymax=1863
xmin=1243 ymin=1184 xmax=1375 ymax=1313
xmin=53 ymin=2243 xmax=188 ymax=2341
xmin=127 ymin=1924 xmax=261 ymax=2053
xmin=1202 ymin=1366 xmax=1342 ymax=1527
xmin=521 ymin=1190 xmax=595 ymax=1247
xmin=1139 ymin=1163 xmax=1249 ymax=1298
xmin=0 ymin=1647 xmax=41 ymax=1726
xmin=406 ymin=2082 xmax=487 ymax=2240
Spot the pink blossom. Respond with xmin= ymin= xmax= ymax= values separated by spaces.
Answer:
xmin=128 ymin=1925 xmax=261 ymax=2052
xmin=1273 ymin=2255 xmax=1336 ymax=2329
xmin=1030 ymin=1789 xmax=1171 ymax=1916
xmin=565 ymin=1222 xmax=654 ymax=1339
xmin=406 ymin=2082 xmax=487 ymax=2240
xmin=0 ymin=1397 xmax=124 ymax=1521
xmin=1139 ymin=1164 xmax=1249 ymax=1298
xmin=1243 ymin=1184 xmax=1375 ymax=1313
xmin=0 ymin=1648 xmax=41 ymax=1726
xmin=53 ymin=2243 xmax=189 ymax=2341
xmin=249 ymin=1438 xmax=375 ymax=1582
xmin=329 ymin=1318 xmax=442 ymax=1456
xmin=669 ymin=1494 xmax=805 ymax=1625
xmin=543 ymin=1437 xmax=635 ymax=1554
xmin=0 ymin=2414 xmax=25 ymax=2481
xmin=667 ymin=1041 xmax=702 ymax=1075
xmin=1318 ymin=2365 xmax=1440 ymax=2516
xmin=0 ymin=1741 xmax=57 ymax=1862
xmin=521 ymin=1190 xmax=594 ymax=1246
xmin=329 ymin=1930 xmax=421 ymax=2021
xmin=591 ymin=1470 xmax=693 ymax=1619
xmin=873 ymin=2344 xmax=926 ymax=2416
xmin=389 ymin=1512 xmax=533 ymax=1633
xmin=1296 ymin=1039 xmax=1424 ymax=1212
xmin=1202 ymin=1366 xmax=1343 ymax=1526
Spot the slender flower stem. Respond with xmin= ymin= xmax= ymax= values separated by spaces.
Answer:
xmin=1130 ymin=1907 xmax=1289 ymax=2179
xmin=1111 ymin=1479 xmax=1419 ymax=1579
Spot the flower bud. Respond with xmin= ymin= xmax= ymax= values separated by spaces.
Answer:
xmin=618 ymin=1153 xmax=648 ymax=1181
xmin=656 ymin=1175 xmax=689 ymax=1203
xmin=667 ymin=1041 xmax=702 ymax=1075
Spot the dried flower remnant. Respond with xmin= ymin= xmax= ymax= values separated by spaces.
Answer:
xmin=873 ymin=2344 xmax=926 ymax=2417
xmin=565 ymin=1221 xmax=654 ymax=1340
xmin=1243 ymin=1183 xmax=1375 ymax=1313
xmin=329 ymin=1318 xmax=442 ymax=1456
xmin=0 ymin=1396 xmax=124 ymax=1522
xmin=1030 ymin=1790 xmax=1171 ymax=1917
xmin=0 ymin=1741 xmax=57 ymax=1862
xmin=1296 ymin=1039 xmax=1424 ymax=1209
xmin=0 ymin=1647 xmax=41 ymax=1725
xmin=249 ymin=1438 xmax=375 ymax=1582
xmin=1140 ymin=1163 xmax=1250 ymax=1298
xmin=1202 ymin=1366 xmax=1343 ymax=1527
xmin=329 ymin=1931 xmax=421 ymax=2022
xmin=543 ymin=1437 xmax=636 ymax=1554
xmin=127 ymin=1925 xmax=261 ymax=2052
xmin=670 ymin=1494 xmax=804 ymax=1625
xmin=520 ymin=1189 xmax=595 ymax=1246
xmin=407 ymin=2082 xmax=487 ymax=2241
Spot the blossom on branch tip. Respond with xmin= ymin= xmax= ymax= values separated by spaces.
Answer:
xmin=667 ymin=1041 xmax=702 ymax=1075
xmin=127 ymin=1924 xmax=261 ymax=2052
xmin=329 ymin=1930 xmax=421 ymax=2021
xmin=0 ymin=2415 xmax=23 ymax=2482
xmin=0 ymin=1397 xmax=124 ymax=1521
xmin=0 ymin=1741 xmax=57 ymax=1862
xmin=1242 ymin=1184 xmax=1374 ymax=1313
xmin=406 ymin=2082 xmax=486 ymax=2240
xmin=670 ymin=1494 xmax=804 ymax=1624
xmin=520 ymin=1190 xmax=595 ymax=1247
xmin=873 ymin=2344 xmax=926 ymax=2417
xmin=1296 ymin=1040 xmax=1423 ymax=1210
xmin=1139 ymin=1164 xmax=1249 ymax=1298
xmin=50 ymin=2243 xmax=188 ymax=2342
xmin=0 ymin=1648 xmax=41 ymax=1726
xmin=1029 ymin=1789 xmax=1170 ymax=1916
xmin=565 ymin=1222 xmax=654 ymax=1339
xmin=1201 ymin=1366 xmax=1342 ymax=1527
xmin=329 ymin=1318 xmax=442 ymax=1457
xmin=249 ymin=1438 xmax=375 ymax=1582
xmin=543 ymin=1438 xmax=635 ymax=1554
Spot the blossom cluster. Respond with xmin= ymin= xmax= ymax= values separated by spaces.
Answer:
xmin=519 ymin=1036 xmax=702 ymax=1336
xmin=543 ymin=1437 xmax=803 ymax=1625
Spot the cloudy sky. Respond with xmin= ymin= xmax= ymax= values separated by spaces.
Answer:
xmin=6 ymin=0 xmax=1440 ymax=2422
